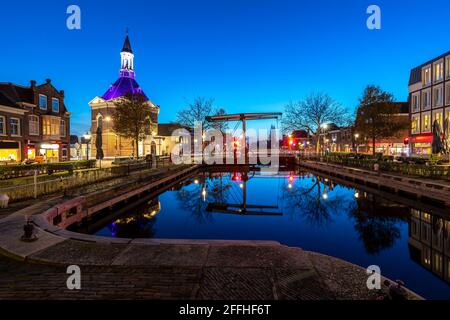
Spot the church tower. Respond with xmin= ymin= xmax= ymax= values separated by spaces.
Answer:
xmin=88 ymin=33 xmax=159 ymax=159
xmin=119 ymin=33 xmax=135 ymax=79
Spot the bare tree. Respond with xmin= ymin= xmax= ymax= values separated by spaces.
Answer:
xmin=283 ymin=93 xmax=348 ymax=152
xmin=112 ymin=93 xmax=152 ymax=158
xmin=176 ymin=97 xmax=228 ymax=132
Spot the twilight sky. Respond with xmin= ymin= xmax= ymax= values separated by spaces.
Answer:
xmin=1 ymin=0 xmax=449 ymax=136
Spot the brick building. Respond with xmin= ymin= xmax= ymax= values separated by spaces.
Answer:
xmin=89 ymin=34 xmax=160 ymax=158
xmin=0 ymin=79 xmax=70 ymax=163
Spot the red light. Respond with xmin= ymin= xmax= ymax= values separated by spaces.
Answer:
xmin=403 ymin=137 xmax=409 ymax=145
xmin=232 ymin=173 xmax=241 ymax=181
xmin=288 ymin=175 xmax=294 ymax=183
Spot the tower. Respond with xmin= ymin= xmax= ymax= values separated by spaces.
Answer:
xmin=88 ymin=33 xmax=159 ymax=159
xmin=120 ymin=33 xmax=135 ymax=79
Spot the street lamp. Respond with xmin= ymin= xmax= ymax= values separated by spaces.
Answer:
xmin=83 ymin=132 xmax=91 ymax=160
xmin=354 ymin=133 xmax=359 ymax=154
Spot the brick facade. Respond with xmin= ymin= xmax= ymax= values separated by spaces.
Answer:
xmin=0 ymin=79 xmax=70 ymax=163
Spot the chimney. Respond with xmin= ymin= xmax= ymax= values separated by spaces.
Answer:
xmin=60 ymin=90 xmax=65 ymax=98
xmin=45 ymin=78 xmax=51 ymax=84
xmin=30 ymin=80 xmax=36 ymax=89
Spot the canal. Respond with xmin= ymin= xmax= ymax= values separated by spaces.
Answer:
xmin=73 ymin=168 xmax=450 ymax=300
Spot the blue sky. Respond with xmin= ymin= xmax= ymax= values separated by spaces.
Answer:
xmin=1 ymin=0 xmax=449 ymax=136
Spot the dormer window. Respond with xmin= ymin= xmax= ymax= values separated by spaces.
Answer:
xmin=52 ymin=98 xmax=59 ymax=112
xmin=39 ymin=94 xmax=47 ymax=110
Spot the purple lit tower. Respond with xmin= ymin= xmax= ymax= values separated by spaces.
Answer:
xmin=89 ymin=34 xmax=159 ymax=158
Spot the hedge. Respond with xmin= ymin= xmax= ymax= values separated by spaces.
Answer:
xmin=314 ymin=153 xmax=450 ymax=180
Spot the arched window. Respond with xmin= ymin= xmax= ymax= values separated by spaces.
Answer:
xmin=97 ymin=114 xmax=103 ymax=130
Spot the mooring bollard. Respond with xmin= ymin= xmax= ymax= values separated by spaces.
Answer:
xmin=21 ymin=219 xmax=37 ymax=242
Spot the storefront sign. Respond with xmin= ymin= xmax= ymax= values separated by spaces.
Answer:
xmin=40 ymin=143 xmax=60 ymax=150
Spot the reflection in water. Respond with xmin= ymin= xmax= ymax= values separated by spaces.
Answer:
xmin=282 ymin=173 xmax=352 ymax=227
xmin=409 ymin=209 xmax=450 ymax=285
xmin=349 ymin=193 xmax=408 ymax=255
xmin=85 ymin=169 xmax=450 ymax=298
xmin=176 ymin=173 xmax=234 ymax=223
xmin=107 ymin=199 xmax=161 ymax=238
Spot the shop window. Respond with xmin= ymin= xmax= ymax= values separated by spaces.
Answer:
xmin=10 ymin=118 xmax=20 ymax=136
xmin=0 ymin=141 xmax=20 ymax=161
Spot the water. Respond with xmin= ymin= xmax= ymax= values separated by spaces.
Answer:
xmin=82 ymin=170 xmax=450 ymax=300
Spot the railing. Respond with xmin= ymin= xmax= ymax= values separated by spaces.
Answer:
xmin=0 ymin=159 xmax=174 ymax=202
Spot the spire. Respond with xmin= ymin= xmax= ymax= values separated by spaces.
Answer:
xmin=120 ymin=31 xmax=135 ymax=78
xmin=122 ymin=29 xmax=133 ymax=53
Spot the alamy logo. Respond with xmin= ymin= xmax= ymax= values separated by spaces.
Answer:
xmin=366 ymin=5 xmax=381 ymax=30
xmin=366 ymin=265 xmax=381 ymax=290
xmin=66 ymin=5 xmax=81 ymax=30
xmin=66 ymin=265 xmax=81 ymax=290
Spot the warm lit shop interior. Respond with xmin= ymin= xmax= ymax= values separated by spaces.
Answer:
xmin=0 ymin=141 xmax=21 ymax=162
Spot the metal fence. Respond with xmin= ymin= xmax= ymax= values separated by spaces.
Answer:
xmin=0 ymin=158 xmax=173 ymax=202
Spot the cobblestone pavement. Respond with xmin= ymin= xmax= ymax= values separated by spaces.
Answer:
xmin=0 ymin=248 xmax=418 ymax=300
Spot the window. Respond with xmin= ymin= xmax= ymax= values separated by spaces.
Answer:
xmin=39 ymin=95 xmax=47 ymax=110
xmin=422 ymin=90 xmax=431 ymax=110
xmin=411 ymin=114 xmax=420 ymax=134
xmin=422 ymin=113 xmax=431 ymax=133
xmin=412 ymin=93 xmax=420 ymax=112
xmin=97 ymin=114 xmax=103 ymax=130
xmin=446 ymin=56 xmax=450 ymax=79
xmin=446 ymin=83 xmax=450 ymax=105
xmin=422 ymin=66 xmax=431 ymax=86
xmin=0 ymin=116 xmax=5 ymax=134
xmin=10 ymin=118 xmax=20 ymax=136
xmin=42 ymin=116 xmax=61 ymax=136
xmin=28 ymin=115 xmax=39 ymax=135
xmin=433 ymin=86 xmax=443 ymax=107
xmin=60 ymin=119 xmax=66 ymax=137
xmin=434 ymin=253 xmax=443 ymax=273
xmin=52 ymin=98 xmax=59 ymax=112
xmin=433 ymin=110 xmax=443 ymax=129
xmin=434 ymin=60 xmax=443 ymax=82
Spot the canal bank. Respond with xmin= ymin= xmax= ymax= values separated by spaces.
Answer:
xmin=297 ymin=160 xmax=450 ymax=207
xmin=0 ymin=165 xmax=425 ymax=300
xmin=0 ymin=212 xmax=421 ymax=300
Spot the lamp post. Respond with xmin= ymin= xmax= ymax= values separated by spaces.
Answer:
xmin=83 ymin=132 xmax=91 ymax=160
xmin=354 ymin=133 xmax=359 ymax=154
